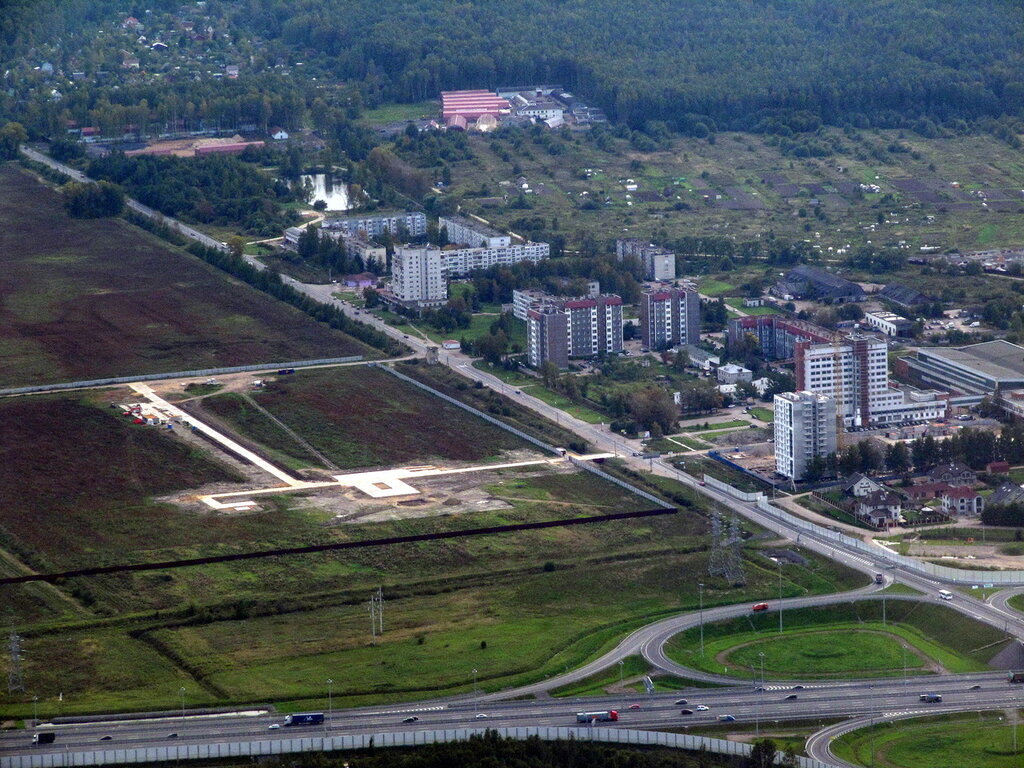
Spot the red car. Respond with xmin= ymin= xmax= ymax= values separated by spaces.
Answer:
xmin=752 ymin=602 xmax=769 ymax=612
xmin=627 ymin=704 xmax=641 ymax=710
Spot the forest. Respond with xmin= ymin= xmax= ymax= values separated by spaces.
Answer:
xmin=2 ymin=0 xmax=1024 ymax=141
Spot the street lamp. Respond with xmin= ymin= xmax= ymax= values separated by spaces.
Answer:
xmin=698 ymin=582 xmax=705 ymax=657
xmin=32 ymin=696 xmax=38 ymax=726
xmin=326 ymin=679 xmax=333 ymax=733
xmin=472 ymin=668 xmax=478 ymax=717
xmin=179 ymin=687 xmax=186 ymax=725
xmin=777 ymin=560 xmax=783 ymax=634
xmin=902 ymin=645 xmax=908 ymax=687
xmin=756 ymin=652 xmax=765 ymax=738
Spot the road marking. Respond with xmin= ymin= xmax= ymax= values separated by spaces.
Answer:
xmin=365 ymin=706 xmax=446 ymax=716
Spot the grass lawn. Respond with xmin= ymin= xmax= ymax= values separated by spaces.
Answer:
xmin=795 ymin=494 xmax=873 ymax=530
xmin=359 ymin=100 xmax=438 ymax=125
xmin=833 ymin=711 xmax=1024 ymax=768
xmin=699 ymin=279 xmax=736 ymax=296
xmin=665 ymin=601 xmax=1009 ymax=679
xmin=682 ymin=419 xmax=752 ymax=432
xmin=724 ymin=298 xmax=782 ymax=316
xmin=549 ymin=654 xmax=649 ymax=697
xmin=472 ymin=361 xmax=608 ymax=424
xmin=0 ymin=165 xmax=374 ymax=388
xmin=748 ymin=407 xmax=774 ymax=422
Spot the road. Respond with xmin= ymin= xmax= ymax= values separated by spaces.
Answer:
xmin=13 ymin=144 xmax=1024 ymax=764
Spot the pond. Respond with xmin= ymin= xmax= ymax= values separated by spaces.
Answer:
xmin=295 ymin=173 xmax=352 ymax=210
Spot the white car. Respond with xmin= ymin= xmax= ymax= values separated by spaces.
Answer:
xmin=695 ymin=705 xmax=710 ymax=711
xmin=268 ymin=724 xmax=281 ymax=729
xmin=474 ymin=713 xmax=488 ymax=719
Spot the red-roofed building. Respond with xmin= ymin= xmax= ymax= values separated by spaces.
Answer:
xmin=441 ymin=90 xmax=510 ymax=122
xmin=940 ymin=486 xmax=985 ymax=516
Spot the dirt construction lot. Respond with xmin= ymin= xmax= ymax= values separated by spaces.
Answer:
xmin=0 ymin=164 xmax=373 ymax=388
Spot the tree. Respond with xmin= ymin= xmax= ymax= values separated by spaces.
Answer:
xmin=227 ymin=236 xmax=246 ymax=259
xmin=627 ymin=387 xmax=678 ymax=434
xmin=0 ymin=122 xmax=27 ymax=160
xmin=61 ymin=181 xmax=124 ymax=218
xmin=885 ymin=442 xmax=911 ymax=474
xmin=748 ymin=738 xmax=777 ymax=768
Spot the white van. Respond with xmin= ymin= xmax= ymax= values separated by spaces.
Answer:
xmin=938 ymin=589 xmax=953 ymax=600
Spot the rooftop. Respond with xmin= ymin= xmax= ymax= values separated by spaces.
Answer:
xmin=920 ymin=340 xmax=1024 ymax=381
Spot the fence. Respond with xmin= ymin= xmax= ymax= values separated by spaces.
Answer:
xmin=0 ymin=357 xmax=363 ymax=397
xmin=0 ymin=726 xmax=837 ymax=768
xmin=570 ymin=457 xmax=672 ymax=509
xmin=705 ymin=474 xmax=1024 ymax=585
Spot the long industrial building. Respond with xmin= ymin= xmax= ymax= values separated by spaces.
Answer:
xmin=905 ymin=340 xmax=1024 ymax=395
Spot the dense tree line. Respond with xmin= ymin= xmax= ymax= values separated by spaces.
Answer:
xmin=60 ymin=180 xmax=124 ymax=218
xmin=87 ymin=153 xmax=297 ymax=235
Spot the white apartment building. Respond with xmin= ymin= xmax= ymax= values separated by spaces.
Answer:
xmin=774 ymin=391 xmax=837 ymax=481
xmin=392 ymin=245 xmax=446 ymax=307
xmin=322 ymin=212 xmax=427 ymax=238
xmin=441 ymin=242 xmax=549 ymax=275
xmin=439 ymin=215 xmax=511 ymax=248
xmin=796 ymin=334 xmax=945 ymax=426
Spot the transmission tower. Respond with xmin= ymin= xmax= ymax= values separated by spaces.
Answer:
xmin=8 ymin=633 xmax=24 ymax=694
xmin=707 ymin=512 xmax=746 ymax=586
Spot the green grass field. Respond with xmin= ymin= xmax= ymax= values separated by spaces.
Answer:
xmin=699 ymin=279 xmax=736 ymax=296
xmin=724 ymin=298 xmax=782 ymax=316
xmin=359 ymin=101 xmax=439 ymax=125
xmin=833 ymin=711 xmax=1024 ymax=768
xmin=748 ymin=407 xmax=774 ymax=422
xmin=665 ymin=601 xmax=1009 ymax=679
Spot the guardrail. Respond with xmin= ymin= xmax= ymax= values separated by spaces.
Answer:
xmin=704 ymin=474 xmax=1024 ymax=585
xmin=0 ymin=357 xmax=363 ymax=397
xmin=0 ymin=726 xmax=836 ymax=768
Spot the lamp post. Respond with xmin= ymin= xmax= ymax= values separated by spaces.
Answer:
xmin=326 ymin=679 xmax=333 ymax=733
xmin=32 ymin=696 xmax=38 ymax=726
xmin=472 ymin=668 xmax=478 ymax=717
xmin=698 ymin=582 xmax=705 ymax=657
xmin=902 ymin=645 xmax=908 ymax=687
xmin=179 ymin=687 xmax=186 ymax=725
xmin=756 ymin=652 xmax=765 ymax=738
xmin=777 ymin=560 xmax=783 ymax=634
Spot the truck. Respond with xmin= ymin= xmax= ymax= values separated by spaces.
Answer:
xmin=874 ymin=573 xmax=885 ymax=584
xmin=576 ymin=710 xmax=618 ymax=723
xmin=32 ymin=732 xmax=56 ymax=745
xmin=283 ymin=712 xmax=325 ymax=726
xmin=1008 ymin=671 xmax=1024 ymax=683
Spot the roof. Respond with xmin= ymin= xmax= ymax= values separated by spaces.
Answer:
xmin=989 ymin=482 xmax=1024 ymax=506
xmin=880 ymin=283 xmax=929 ymax=307
xmin=919 ymin=340 xmax=1024 ymax=382
xmin=942 ymin=486 xmax=981 ymax=499
xmin=860 ymin=490 xmax=901 ymax=507
xmin=784 ymin=265 xmax=865 ymax=297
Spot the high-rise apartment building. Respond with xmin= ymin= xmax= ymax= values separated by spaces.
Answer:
xmin=524 ymin=294 xmax=623 ymax=369
xmin=391 ymin=245 xmax=446 ymax=307
xmin=774 ymin=391 xmax=838 ymax=481
xmin=616 ymin=238 xmax=676 ymax=281
xmin=640 ymin=287 xmax=700 ymax=349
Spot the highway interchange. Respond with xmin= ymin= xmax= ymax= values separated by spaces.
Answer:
xmin=10 ymin=148 xmax=1024 ymax=765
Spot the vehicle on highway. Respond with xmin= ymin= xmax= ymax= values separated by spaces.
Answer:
xmin=754 ymin=686 xmax=766 ymax=692
xmin=970 ymin=684 xmax=982 ymax=690
xmin=717 ymin=715 xmax=736 ymax=722
xmin=166 ymin=733 xmax=178 ymax=739
xmin=752 ymin=602 xmax=769 ymax=612
xmin=627 ymin=704 xmax=641 ymax=710
xmin=680 ymin=709 xmax=694 ymax=715
xmin=874 ymin=573 xmax=884 ymax=584
xmin=100 ymin=735 xmax=112 ymax=741
xmin=784 ymin=694 xmax=798 ymax=700
xmin=402 ymin=716 xmax=420 ymax=723
xmin=268 ymin=724 xmax=281 ymax=729
xmin=576 ymin=710 xmax=618 ymax=723
xmin=283 ymin=712 xmax=325 ymax=726
xmin=938 ymin=589 xmax=953 ymax=601
xmin=695 ymin=705 xmax=710 ymax=711
xmin=1010 ymin=671 xmax=1024 ymax=683
xmin=792 ymin=685 xmax=805 ymax=690
xmin=919 ymin=693 xmax=943 ymax=702
xmin=32 ymin=733 xmax=55 ymax=745
xmin=474 ymin=713 xmax=488 ymax=719
xmin=674 ymin=699 xmax=688 ymax=705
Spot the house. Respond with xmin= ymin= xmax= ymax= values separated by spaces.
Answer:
xmin=150 ymin=41 xmax=169 ymax=51
xmin=989 ymin=482 xmax=1024 ymax=507
xmin=906 ymin=482 xmax=952 ymax=501
xmin=122 ymin=56 xmax=140 ymax=70
xmin=717 ymin=363 xmax=752 ymax=384
xmin=271 ymin=128 xmax=289 ymax=141
xmin=343 ymin=272 xmax=377 ymax=289
xmin=940 ymin=486 xmax=985 ymax=516
xmin=843 ymin=473 xmax=884 ymax=498
xmin=226 ymin=65 xmax=240 ymax=79
xmin=987 ymin=461 xmax=1010 ymax=475
xmin=856 ymin=491 xmax=902 ymax=528
xmin=441 ymin=340 xmax=460 ymax=350
xmin=928 ymin=462 xmax=976 ymax=487
xmin=751 ymin=377 xmax=773 ymax=397
xmin=743 ymin=298 xmax=765 ymax=308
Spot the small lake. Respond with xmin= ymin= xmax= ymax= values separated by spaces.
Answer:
xmin=295 ymin=173 xmax=352 ymax=211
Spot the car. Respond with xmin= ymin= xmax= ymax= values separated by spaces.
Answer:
xmin=792 ymin=685 xmax=805 ymax=690
xmin=698 ymin=481 xmax=706 ymax=486
xmin=674 ymin=699 xmax=688 ymax=705
xmin=627 ymin=704 xmax=641 ymax=710
xmin=752 ymin=602 xmax=769 ymax=612
xmin=268 ymin=724 xmax=281 ymax=730
xmin=402 ymin=716 xmax=420 ymax=723
xmin=717 ymin=715 xmax=736 ymax=722
xmin=99 ymin=736 xmax=112 ymax=741
xmin=166 ymin=733 xmax=178 ymax=739
xmin=970 ymin=684 xmax=982 ymax=690
xmin=784 ymin=694 xmax=798 ymax=700
xmin=680 ymin=709 xmax=694 ymax=715
xmin=695 ymin=705 xmax=710 ymax=712
xmin=754 ymin=686 xmax=766 ymax=692
xmin=474 ymin=713 xmax=488 ymax=719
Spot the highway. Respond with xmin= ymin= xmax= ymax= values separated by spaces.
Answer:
xmin=12 ymin=145 xmax=1024 ymax=764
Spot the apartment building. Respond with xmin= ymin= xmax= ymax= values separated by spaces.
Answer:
xmin=321 ymin=212 xmax=427 ymax=238
xmin=391 ymin=245 xmax=446 ymax=307
xmin=439 ymin=215 xmax=511 ymax=248
xmin=774 ymin=391 xmax=838 ymax=481
xmin=615 ymin=238 xmax=676 ymax=281
xmin=524 ymin=294 xmax=624 ymax=369
xmin=639 ymin=286 xmax=700 ymax=349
